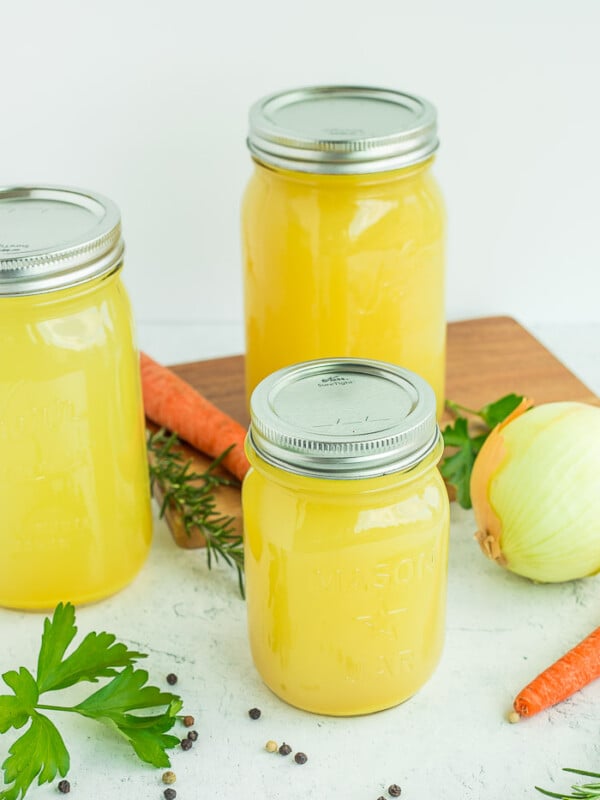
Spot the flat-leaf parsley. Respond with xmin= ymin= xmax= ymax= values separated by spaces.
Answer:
xmin=0 ymin=603 xmax=182 ymax=800
xmin=441 ymin=393 xmax=526 ymax=508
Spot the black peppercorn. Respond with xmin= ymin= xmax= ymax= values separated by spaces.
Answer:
xmin=166 ymin=673 xmax=178 ymax=685
xmin=248 ymin=707 xmax=261 ymax=719
xmin=294 ymin=751 xmax=308 ymax=764
xmin=180 ymin=737 xmax=193 ymax=751
xmin=388 ymin=785 xmax=402 ymax=797
xmin=57 ymin=780 xmax=70 ymax=794
xmin=187 ymin=730 xmax=198 ymax=741
xmin=278 ymin=742 xmax=292 ymax=756
xmin=164 ymin=789 xmax=177 ymax=800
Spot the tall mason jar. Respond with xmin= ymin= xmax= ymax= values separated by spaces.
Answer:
xmin=242 ymin=85 xmax=446 ymax=418
xmin=0 ymin=186 xmax=152 ymax=609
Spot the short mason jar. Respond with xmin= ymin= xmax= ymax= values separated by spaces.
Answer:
xmin=242 ymin=85 xmax=446 ymax=418
xmin=0 ymin=186 xmax=152 ymax=610
xmin=242 ymin=358 xmax=450 ymax=716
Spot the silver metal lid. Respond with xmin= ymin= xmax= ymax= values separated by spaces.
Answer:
xmin=0 ymin=185 xmax=124 ymax=296
xmin=247 ymin=85 xmax=438 ymax=175
xmin=248 ymin=358 xmax=439 ymax=479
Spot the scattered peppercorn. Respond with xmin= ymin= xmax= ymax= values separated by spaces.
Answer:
xmin=162 ymin=771 xmax=176 ymax=785
xmin=265 ymin=740 xmax=278 ymax=753
xmin=164 ymin=790 xmax=177 ymax=800
xmin=377 ymin=796 xmax=386 ymax=800
xmin=57 ymin=780 xmax=70 ymax=794
xmin=294 ymin=751 xmax=308 ymax=765
xmin=278 ymin=742 xmax=292 ymax=756
xmin=187 ymin=730 xmax=198 ymax=741
xmin=248 ymin=707 xmax=261 ymax=719
xmin=166 ymin=673 xmax=178 ymax=685
xmin=180 ymin=737 xmax=193 ymax=751
xmin=182 ymin=715 xmax=195 ymax=727
xmin=388 ymin=785 xmax=402 ymax=797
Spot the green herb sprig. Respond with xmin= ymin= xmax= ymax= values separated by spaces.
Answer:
xmin=147 ymin=429 xmax=245 ymax=598
xmin=0 ymin=603 xmax=182 ymax=800
xmin=537 ymin=767 xmax=600 ymax=798
xmin=440 ymin=393 xmax=525 ymax=509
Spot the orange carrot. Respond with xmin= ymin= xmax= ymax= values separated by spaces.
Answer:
xmin=140 ymin=352 xmax=250 ymax=482
xmin=511 ymin=625 xmax=600 ymax=719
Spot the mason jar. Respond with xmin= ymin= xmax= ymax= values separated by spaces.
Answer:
xmin=242 ymin=358 xmax=450 ymax=715
xmin=242 ymin=85 xmax=446 ymax=418
xmin=0 ymin=185 xmax=152 ymax=609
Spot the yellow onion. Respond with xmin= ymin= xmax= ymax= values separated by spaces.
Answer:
xmin=471 ymin=400 xmax=600 ymax=583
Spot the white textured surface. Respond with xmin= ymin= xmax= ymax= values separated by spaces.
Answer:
xmin=0 ymin=324 xmax=599 ymax=799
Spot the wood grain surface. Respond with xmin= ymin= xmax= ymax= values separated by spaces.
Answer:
xmin=156 ymin=316 xmax=598 ymax=548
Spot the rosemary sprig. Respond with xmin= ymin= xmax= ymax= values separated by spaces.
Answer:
xmin=537 ymin=768 xmax=600 ymax=799
xmin=147 ymin=429 xmax=245 ymax=598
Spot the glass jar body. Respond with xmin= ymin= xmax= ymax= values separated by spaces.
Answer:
xmin=242 ymin=441 xmax=450 ymax=716
xmin=241 ymin=159 xmax=446 ymax=418
xmin=0 ymin=270 xmax=152 ymax=609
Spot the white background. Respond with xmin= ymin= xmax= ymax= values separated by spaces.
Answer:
xmin=2 ymin=0 xmax=600 ymax=360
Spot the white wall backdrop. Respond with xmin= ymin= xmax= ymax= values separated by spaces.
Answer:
xmin=3 ymin=0 xmax=599 ymax=348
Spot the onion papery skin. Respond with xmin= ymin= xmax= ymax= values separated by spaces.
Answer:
xmin=471 ymin=401 xmax=600 ymax=583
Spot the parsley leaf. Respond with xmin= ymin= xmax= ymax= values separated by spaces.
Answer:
xmin=0 ymin=712 xmax=69 ymax=800
xmin=37 ymin=603 xmax=146 ymax=693
xmin=439 ymin=418 xmax=486 ymax=508
xmin=74 ymin=668 xmax=183 ymax=769
xmin=441 ymin=393 xmax=526 ymax=509
xmin=0 ymin=603 xmax=183 ymax=799
xmin=0 ymin=669 xmax=39 ymax=734
xmin=478 ymin=393 xmax=523 ymax=429
xmin=75 ymin=667 xmax=181 ymax=718
xmin=99 ymin=708 xmax=181 ymax=768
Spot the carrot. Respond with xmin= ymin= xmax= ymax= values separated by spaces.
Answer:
xmin=140 ymin=352 xmax=250 ymax=482
xmin=510 ymin=625 xmax=600 ymax=720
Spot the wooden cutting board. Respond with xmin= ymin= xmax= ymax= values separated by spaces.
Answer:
xmin=158 ymin=316 xmax=599 ymax=548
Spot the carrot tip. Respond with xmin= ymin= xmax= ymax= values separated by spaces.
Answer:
xmin=507 ymin=710 xmax=521 ymax=724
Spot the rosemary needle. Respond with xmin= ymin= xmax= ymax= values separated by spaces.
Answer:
xmin=537 ymin=768 xmax=600 ymax=799
xmin=147 ymin=429 xmax=245 ymax=597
